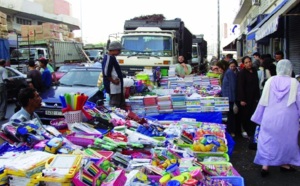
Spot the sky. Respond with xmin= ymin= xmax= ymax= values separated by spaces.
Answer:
xmin=67 ymin=0 xmax=240 ymax=51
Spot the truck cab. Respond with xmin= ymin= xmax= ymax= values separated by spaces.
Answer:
xmin=10 ymin=47 xmax=49 ymax=72
xmin=112 ymin=18 xmax=192 ymax=76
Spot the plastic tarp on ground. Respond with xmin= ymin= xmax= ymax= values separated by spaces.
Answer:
xmin=0 ymin=39 xmax=10 ymax=60
xmin=146 ymin=112 xmax=223 ymax=123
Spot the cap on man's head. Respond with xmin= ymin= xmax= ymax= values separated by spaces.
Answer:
xmin=108 ymin=41 xmax=123 ymax=51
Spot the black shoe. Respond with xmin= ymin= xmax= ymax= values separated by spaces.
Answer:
xmin=1 ymin=117 xmax=8 ymax=121
xmin=280 ymin=166 xmax=297 ymax=172
xmin=261 ymin=169 xmax=269 ymax=177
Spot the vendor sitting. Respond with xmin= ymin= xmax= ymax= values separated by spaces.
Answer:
xmin=175 ymin=55 xmax=192 ymax=78
xmin=10 ymin=87 xmax=43 ymax=125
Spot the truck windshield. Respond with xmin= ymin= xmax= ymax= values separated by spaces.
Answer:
xmin=120 ymin=36 xmax=172 ymax=57
xmin=11 ymin=48 xmax=35 ymax=58
xmin=85 ymin=50 xmax=101 ymax=57
xmin=192 ymin=46 xmax=198 ymax=58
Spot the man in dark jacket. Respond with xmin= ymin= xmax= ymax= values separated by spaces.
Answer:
xmin=102 ymin=41 xmax=125 ymax=109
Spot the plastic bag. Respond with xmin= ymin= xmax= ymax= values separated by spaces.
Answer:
xmin=233 ymin=103 xmax=239 ymax=114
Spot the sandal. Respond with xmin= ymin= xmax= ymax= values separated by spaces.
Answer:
xmin=280 ymin=166 xmax=297 ymax=172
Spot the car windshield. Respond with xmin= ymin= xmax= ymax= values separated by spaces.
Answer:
xmin=58 ymin=65 xmax=79 ymax=72
xmin=59 ymin=70 xmax=101 ymax=87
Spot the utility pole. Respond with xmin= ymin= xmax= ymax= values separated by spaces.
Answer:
xmin=217 ymin=0 xmax=220 ymax=60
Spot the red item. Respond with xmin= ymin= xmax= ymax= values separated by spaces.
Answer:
xmin=106 ymin=132 xmax=128 ymax=142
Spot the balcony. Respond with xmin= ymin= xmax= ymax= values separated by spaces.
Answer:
xmin=233 ymin=0 xmax=252 ymax=24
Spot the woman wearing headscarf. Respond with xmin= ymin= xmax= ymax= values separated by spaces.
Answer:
xmin=237 ymin=56 xmax=260 ymax=145
xmin=220 ymin=60 xmax=237 ymax=136
xmin=251 ymin=59 xmax=300 ymax=177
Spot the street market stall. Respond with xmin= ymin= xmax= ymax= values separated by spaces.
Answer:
xmin=0 ymin=70 xmax=244 ymax=186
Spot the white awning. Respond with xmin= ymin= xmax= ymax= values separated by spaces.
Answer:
xmin=256 ymin=17 xmax=279 ymax=41
xmin=255 ymin=0 xmax=298 ymax=41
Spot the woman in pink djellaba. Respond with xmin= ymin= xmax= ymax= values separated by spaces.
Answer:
xmin=251 ymin=59 xmax=300 ymax=177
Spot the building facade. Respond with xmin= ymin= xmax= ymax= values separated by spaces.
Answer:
xmin=232 ymin=0 xmax=300 ymax=74
xmin=0 ymin=0 xmax=79 ymax=48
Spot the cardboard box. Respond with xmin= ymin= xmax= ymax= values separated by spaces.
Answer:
xmin=34 ymin=25 xmax=43 ymax=34
xmin=42 ymin=22 xmax=56 ymax=31
xmin=62 ymin=30 xmax=69 ymax=36
xmin=0 ymin=25 xmax=8 ymax=32
xmin=74 ymin=37 xmax=82 ymax=42
xmin=43 ymin=31 xmax=56 ymax=39
xmin=21 ymin=25 xmax=29 ymax=37
xmin=29 ymin=35 xmax=35 ymax=41
xmin=28 ymin=25 xmax=35 ymax=37
xmin=1 ymin=18 xmax=7 ymax=25
xmin=69 ymin=32 xmax=74 ymax=38
xmin=0 ymin=11 xmax=7 ymax=19
xmin=35 ymin=33 xmax=43 ymax=41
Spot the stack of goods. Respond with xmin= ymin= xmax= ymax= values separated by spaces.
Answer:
xmin=0 ymin=11 xmax=8 ymax=39
xmin=168 ymin=65 xmax=176 ymax=77
xmin=157 ymin=95 xmax=173 ymax=113
xmin=168 ymin=76 xmax=178 ymax=89
xmin=20 ymin=22 xmax=75 ymax=42
xmin=171 ymin=94 xmax=186 ymax=112
xmin=200 ymin=97 xmax=215 ymax=112
xmin=199 ymin=76 xmax=210 ymax=87
xmin=214 ymin=97 xmax=229 ymax=112
xmin=186 ymin=97 xmax=201 ymax=112
xmin=210 ymin=77 xmax=220 ymax=86
xmin=184 ymin=75 xmax=194 ymax=87
xmin=143 ymin=95 xmax=159 ymax=116
xmin=193 ymin=76 xmax=202 ymax=86
xmin=128 ymin=96 xmax=145 ymax=116
xmin=160 ymin=76 xmax=169 ymax=88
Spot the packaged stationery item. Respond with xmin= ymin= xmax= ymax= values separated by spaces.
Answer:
xmin=5 ymin=151 xmax=53 ymax=177
xmin=101 ymin=169 xmax=127 ymax=186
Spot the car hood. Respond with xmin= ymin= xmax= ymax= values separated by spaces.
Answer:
xmin=40 ymin=86 xmax=99 ymax=104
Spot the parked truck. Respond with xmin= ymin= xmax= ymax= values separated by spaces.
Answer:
xmin=84 ymin=44 xmax=106 ymax=61
xmin=192 ymin=34 xmax=208 ymax=74
xmin=108 ymin=18 xmax=193 ymax=75
xmin=10 ymin=39 xmax=85 ymax=72
xmin=0 ymin=38 xmax=10 ymax=61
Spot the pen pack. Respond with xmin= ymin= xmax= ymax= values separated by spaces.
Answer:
xmin=111 ymin=152 xmax=131 ymax=168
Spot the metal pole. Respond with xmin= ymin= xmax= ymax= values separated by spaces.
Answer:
xmin=217 ymin=0 xmax=220 ymax=60
xmin=80 ymin=0 xmax=83 ymax=43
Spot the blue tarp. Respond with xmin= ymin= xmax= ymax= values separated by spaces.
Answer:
xmin=146 ymin=112 xmax=223 ymax=124
xmin=0 ymin=38 xmax=10 ymax=60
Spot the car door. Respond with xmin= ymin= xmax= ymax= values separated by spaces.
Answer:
xmin=6 ymin=68 xmax=27 ymax=100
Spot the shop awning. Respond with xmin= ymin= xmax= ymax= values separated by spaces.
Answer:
xmin=255 ymin=0 xmax=296 ymax=40
xmin=223 ymin=38 xmax=237 ymax=51
xmin=246 ymin=0 xmax=290 ymax=41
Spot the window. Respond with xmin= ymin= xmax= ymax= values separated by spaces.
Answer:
xmin=38 ymin=21 xmax=43 ymax=25
xmin=16 ymin=17 xmax=32 ymax=25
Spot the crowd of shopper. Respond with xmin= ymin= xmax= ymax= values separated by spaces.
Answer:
xmin=212 ymin=52 xmax=300 ymax=177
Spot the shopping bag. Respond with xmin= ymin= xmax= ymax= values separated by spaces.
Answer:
xmin=253 ymin=125 xmax=260 ymax=143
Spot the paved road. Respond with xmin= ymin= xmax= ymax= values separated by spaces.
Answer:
xmin=231 ymin=135 xmax=300 ymax=186
xmin=1 ymin=103 xmax=300 ymax=185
